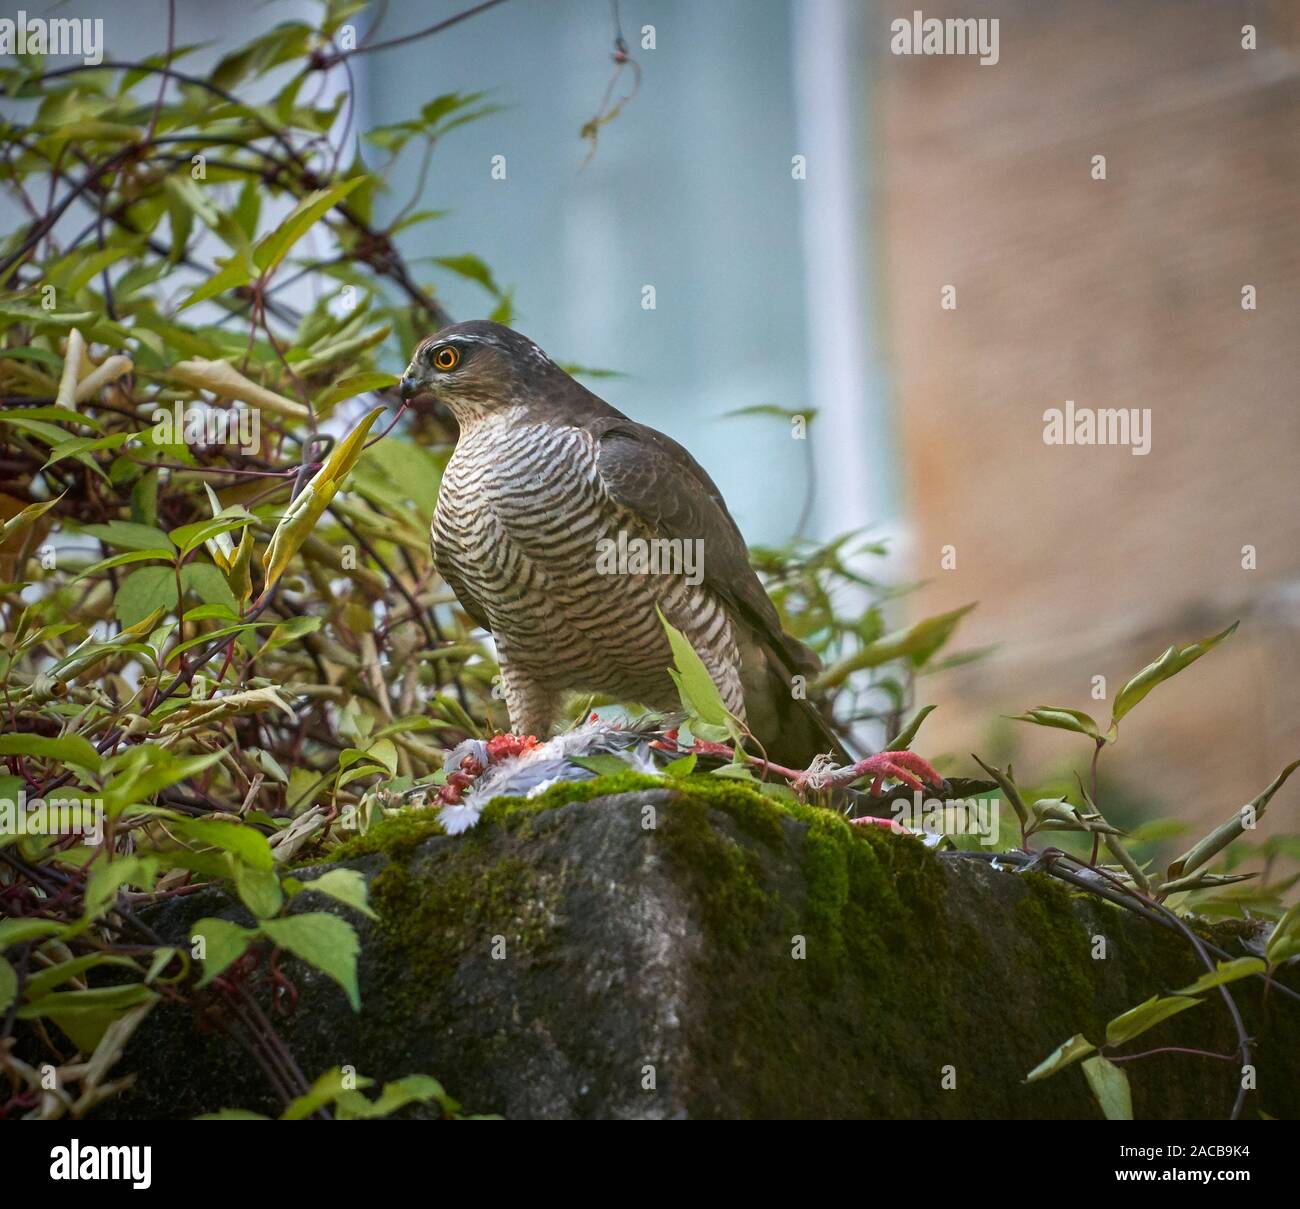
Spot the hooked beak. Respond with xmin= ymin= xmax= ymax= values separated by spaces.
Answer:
xmin=399 ymin=375 xmax=421 ymax=401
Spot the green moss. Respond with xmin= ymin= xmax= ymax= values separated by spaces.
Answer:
xmin=1011 ymin=873 xmax=1108 ymax=1038
xmin=481 ymin=769 xmax=668 ymax=819
xmin=326 ymin=772 xmax=668 ymax=862
xmin=479 ymin=769 xmax=794 ymax=834
xmin=350 ymin=774 xmax=974 ymax=1117
xmin=369 ymin=848 xmax=561 ymax=1010
xmin=330 ymin=809 xmax=445 ymax=863
xmin=353 ymin=771 xmax=863 ymax=1035
xmin=332 ymin=769 xmax=788 ymax=864
xmin=655 ymin=792 xmax=774 ymax=955
xmin=641 ymin=788 xmax=968 ymax=1116
xmin=323 ymin=770 xmax=1300 ymax=1118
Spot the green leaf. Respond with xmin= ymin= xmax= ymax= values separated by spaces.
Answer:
xmin=163 ymin=174 xmax=219 ymax=229
xmin=233 ymin=175 xmax=262 ymax=241
xmin=1010 ymin=706 xmax=1103 ymax=742
xmin=659 ymin=610 xmax=735 ymax=736
xmin=260 ymin=913 xmax=361 ymax=1011
xmin=353 ymin=440 xmax=444 ymax=522
xmin=0 ymin=347 xmax=64 ymax=369
xmin=1025 ymin=1033 xmax=1095 ymax=1082
xmin=1266 ymin=902 xmax=1300 ymax=966
xmin=1111 ymin=622 xmax=1238 ymax=724
xmin=111 ymin=561 xmax=240 ymax=626
xmin=816 ymin=603 xmax=976 ymax=689
xmin=885 ymin=704 xmax=936 ymax=752
xmin=366 ymin=738 xmax=398 ymax=776
xmin=17 ymin=983 xmax=158 ymax=1053
xmin=164 ymin=621 xmax=272 ymax=666
xmin=233 ymin=861 xmax=284 ymax=919
xmin=257 ymin=614 xmax=322 ymax=657
xmin=1081 ymin=1055 xmax=1132 ymax=1120
xmin=1172 ymin=957 xmax=1266 ymax=996
xmin=100 ymin=747 xmax=226 ymax=817
xmin=723 ymin=403 xmax=818 ymax=424
xmin=192 ymin=917 xmax=259 ymax=988
xmin=569 ymin=754 xmax=633 ymax=778
xmin=80 ymin=520 xmax=175 ymax=551
xmin=83 ymin=855 xmax=159 ymax=921
xmin=0 ymin=956 xmax=17 ymax=1013
xmin=43 ymin=431 xmax=133 ymax=470
xmin=971 ymin=754 xmax=1029 ymax=830
xmin=171 ymin=817 xmax=274 ymax=871
xmin=336 ymin=1073 xmax=455 ymax=1120
xmin=0 ymin=918 xmax=67 ymax=948
xmin=181 ymin=561 xmax=239 ymax=613
xmin=253 ymin=177 xmax=366 ymax=274
xmin=185 ymin=602 xmax=241 ymax=623
xmin=1164 ymin=758 xmax=1300 ymax=884
xmin=0 ymin=415 xmax=81 ymax=446
xmin=291 ymin=868 xmax=378 ymax=920
xmin=145 ymin=947 xmax=178 ymax=984
xmin=389 ymin=208 xmax=449 ymax=235
xmin=0 ymin=732 xmax=102 ymax=772
xmin=113 ymin=565 xmax=175 ymax=627
xmin=432 ymin=253 xmax=500 ymax=296
xmin=23 ymin=952 xmax=139 ymax=999
xmin=259 ymin=406 xmax=385 ymax=595
xmin=1105 ymin=994 xmax=1201 ymax=1047
xmin=177 ymin=247 xmax=255 ymax=311
xmin=279 ymin=1066 xmax=373 ymax=1121
xmin=315 ymin=371 xmax=398 ymax=416
xmin=73 ymin=547 xmax=175 ymax=582
xmin=169 ymin=512 xmax=253 ymax=557
xmin=196 ymin=1108 xmax=272 ymax=1120
xmin=0 ymin=491 xmax=66 ymax=543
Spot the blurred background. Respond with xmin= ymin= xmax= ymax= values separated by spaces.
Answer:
xmin=6 ymin=0 xmax=1300 ymax=845
xmin=324 ymin=0 xmax=1300 ymax=846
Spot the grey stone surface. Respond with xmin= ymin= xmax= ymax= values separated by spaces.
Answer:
xmin=104 ymin=789 xmax=1300 ymax=1120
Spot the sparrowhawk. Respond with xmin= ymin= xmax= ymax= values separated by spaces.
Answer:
xmin=400 ymin=320 xmax=849 ymax=770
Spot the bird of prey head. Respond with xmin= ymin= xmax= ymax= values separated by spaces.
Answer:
xmin=400 ymin=319 xmax=563 ymax=419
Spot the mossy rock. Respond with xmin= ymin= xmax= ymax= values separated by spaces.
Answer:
xmin=108 ymin=779 xmax=1300 ymax=1119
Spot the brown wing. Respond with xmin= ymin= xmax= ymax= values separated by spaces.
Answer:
xmin=589 ymin=416 xmax=820 ymax=679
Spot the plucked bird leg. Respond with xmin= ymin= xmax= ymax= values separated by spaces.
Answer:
xmin=679 ymin=733 xmax=943 ymax=802
xmin=497 ymin=663 xmax=561 ymax=742
xmin=796 ymin=749 xmax=944 ymax=798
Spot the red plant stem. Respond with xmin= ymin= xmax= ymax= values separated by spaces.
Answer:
xmin=1106 ymin=1046 xmax=1237 ymax=1063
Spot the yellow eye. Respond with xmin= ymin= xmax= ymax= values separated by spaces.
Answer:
xmin=432 ymin=345 xmax=459 ymax=371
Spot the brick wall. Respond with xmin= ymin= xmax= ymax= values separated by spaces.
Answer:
xmin=871 ymin=0 xmax=1300 ymax=839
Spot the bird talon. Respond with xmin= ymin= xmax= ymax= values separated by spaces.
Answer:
xmin=850 ymin=815 xmax=908 ymax=832
xmin=847 ymin=750 xmax=943 ymax=796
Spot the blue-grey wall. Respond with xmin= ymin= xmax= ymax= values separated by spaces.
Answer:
xmin=362 ymin=0 xmax=838 ymax=546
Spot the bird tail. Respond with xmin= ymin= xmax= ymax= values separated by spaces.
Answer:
xmin=749 ymin=634 xmax=853 ymax=770
xmin=760 ymin=689 xmax=852 ymax=770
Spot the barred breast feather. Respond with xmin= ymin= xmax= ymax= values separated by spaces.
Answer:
xmin=431 ymin=408 xmax=745 ymax=718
